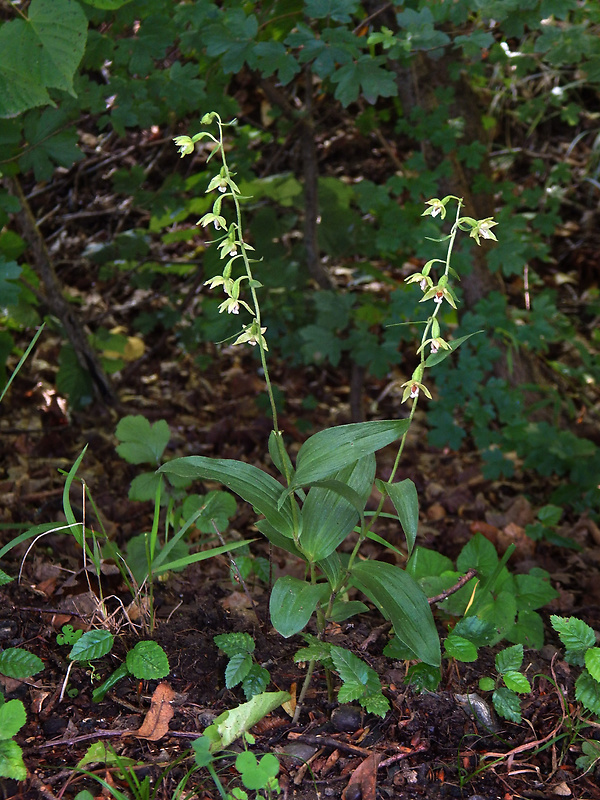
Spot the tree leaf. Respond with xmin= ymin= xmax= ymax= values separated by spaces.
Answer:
xmin=444 ymin=635 xmax=478 ymax=662
xmin=0 ymin=739 xmax=26 ymax=780
xmin=126 ymin=641 xmax=170 ymax=680
xmin=225 ymin=653 xmax=252 ymax=689
xmin=585 ymin=648 xmax=600 ymax=683
xmin=0 ymin=648 xmax=44 ymax=679
xmin=551 ymin=615 xmax=596 ymax=653
xmin=492 ymin=687 xmax=522 ymax=722
xmin=576 ymin=671 xmax=600 ymax=716
xmin=69 ymin=630 xmax=114 ymax=662
xmin=495 ymin=644 xmax=524 ymax=675
xmin=0 ymin=700 xmax=26 ymax=740
xmin=351 ymin=560 xmax=440 ymax=666
xmin=503 ymin=671 xmax=531 ymax=694
xmin=269 ymin=576 xmax=329 ymax=638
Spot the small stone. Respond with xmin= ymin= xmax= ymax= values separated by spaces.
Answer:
xmin=331 ymin=704 xmax=363 ymax=732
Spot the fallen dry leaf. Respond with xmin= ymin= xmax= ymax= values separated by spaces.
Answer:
xmin=342 ymin=752 xmax=382 ymax=800
xmin=133 ymin=682 xmax=175 ymax=741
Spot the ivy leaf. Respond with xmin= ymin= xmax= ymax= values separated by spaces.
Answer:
xmin=115 ymin=415 xmax=171 ymax=465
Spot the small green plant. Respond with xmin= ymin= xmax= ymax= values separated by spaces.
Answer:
xmin=61 ymin=630 xmax=170 ymax=703
xmin=525 ymin=504 xmax=580 ymax=550
xmin=163 ymin=113 xmax=501 ymax=720
xmin=476 ymin=644 xmax=532 ymax=723
xmin=551 ymin=615 xmax=600 ymax=718
xmin=214 ymin=633 xmax=271 ymax=700
xmin=0 ymin=647 xmax=44 ymax=779
xmin=56 ymin=623 xmax=83 ymax=646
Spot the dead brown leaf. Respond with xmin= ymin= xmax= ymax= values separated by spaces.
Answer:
xmin=133 ymin=682 xmax=175 ymax=741
xmin=342 ymin=752 xmax=381 ymax=800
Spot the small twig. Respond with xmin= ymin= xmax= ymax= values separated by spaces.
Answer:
xmin=428 ymin=568 xmax=477 ymax=605
xmin=378 ymin=741 xmax=429 ymax=768
xmin=287 ymin=732 xmax=371 ymax=758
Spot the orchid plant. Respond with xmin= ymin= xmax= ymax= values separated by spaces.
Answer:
xmin=165 ymin=113 xmax=498 ymax=719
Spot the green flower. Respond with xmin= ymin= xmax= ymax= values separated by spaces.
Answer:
xmin=469 ymin=218 xmax=498 ymax=246
xmin=422 ymin=198 xmax=447 ymax=219
xmin=173 ymin=136 xmax=194 ymax=158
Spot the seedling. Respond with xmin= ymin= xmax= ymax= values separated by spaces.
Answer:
xmin=0 ymin=647 xmax=44 ymax=780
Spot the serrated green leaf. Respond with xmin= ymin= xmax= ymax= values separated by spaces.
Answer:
xmin=115 ymin=415 xmax=170 ymax=465
xmin=0 ymin=648 xmax=44 ymax=679
xmin=126 ymin=641 xmax=169 ymax=680
xmin=351 ymin=560 xmax=440 ymax=666
xmin=495 ymin=644 xmax=524 ymax=674
xmin=0 ymin=700 xmax=26 ymax=740
xmin=269 ymin=576 xmax=328 ymax=638
xmin=69 ymin=630 xmax=114 ymax=662
xmin=551 ymin=615 xmax=596 ymax=653
xmin=0 ymin=738 xmax=26 ymax=780
xmin=575 ymin=671 xmax=600 ymax=716
xmin=444 ymin=635 xmax=478 ymax=662
xmin=0 ymin=0 xmax=87 ymax=118
xmin=294 ymin=636 xmax=333 ymax=667
xmin=214 ymin=633 xmax=255 ymax=657
xmin=492 ymin=687 xmax=522 ymax=722
xmin=585 ymin=648 xmax=600 ymax=683
xmin=242 ymin=664 xmax=270 ymax=700
xmin=363 ymin=692 xmax=390 ymax=717
xmin=503 ymin=671 xmax=531 ymax=694
xmin=225 ymin=653 xmax=252 ymax=689
xmin=479 ymin=677 xmax=495 ymax=692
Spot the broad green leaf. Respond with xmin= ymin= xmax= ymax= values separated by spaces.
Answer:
xmin=0 ymin=700 xmax=26 ymax=739
xmin=0 ymin=0 xmax=87 ymax=118
xmin=268 ymin=430 xmax=295 ymax=482
xmin=159 ymin=457 xmax=296 ymax=539
xmin=115 ymin=415 xmax=170 ymax=465
xmin=330 ymin=646 xmax=383 ymax=702
xmin=0 ymin=648 xmax=44 ymax=679
xmin=351 ymin=561 xmax=440 ymax=666
xmin=378 ymin=478 xmax=419 ymax=554
xmin=456 ymin=532 xmax=498 ymax=577
xmin=0 ymin=261 xmax=21 ymax=306
xmin=291 ymin=420 xmax=409 ymax=488
xmin=551 ymin=615 xmax=596 ymax=653
xmin=503 ymin=671 xmax=531 ymax=694
xmin=452 ymin=617 xmax=497 ymax=648
xmin=444 ymin=635 xmax=478 ymax=662
xmin=318 ymin=550 xmax=343 ymax=589
xmin=585 ymin=648 xmax=600 ymax=683
xmin=298 ymin=456 xmax=374 ymax=561
xmin=495 ymin=644 xmax=524 ymax=674
xmin=235 ymin=751 xmax=280 ymax=791
xmin=505 ymin=610 xmax=544 ymax=650
xmin=92 ymin=662 xmax=128 ymax=703
xmin=126 ymin=641 xmax=169 ymax=680
xmin=81 ymin=0 xmax=132 ymax=8
xmin=479 ymin=677 xmax=495 ymax=692
xmin=407 ymin=546 xmax=453 ymax=579
xmin=0 ymin=739 xmax=26 ymax=780
xmin=69 ymin=630 xmax=114 ymax=662
xmin=514 ymin=573 xmax=558 ymax=611
xmin=209 ymin=692 xmax=290 ymax=751
xmin=492 ymin=687 xmax=522 ymax=722
xmin=328 ymin=599 xmax=369 ymax=622
xmin=575 ymin=671 xmax=600 ymax=716
xmin=269 ymin=576 xmax=329 ymax=638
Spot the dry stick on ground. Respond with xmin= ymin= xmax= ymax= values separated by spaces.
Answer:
xmin=427 ymin=568 xmax=478 ymax=605
xmin=4 ymin=175 xmax=117 ymax=404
